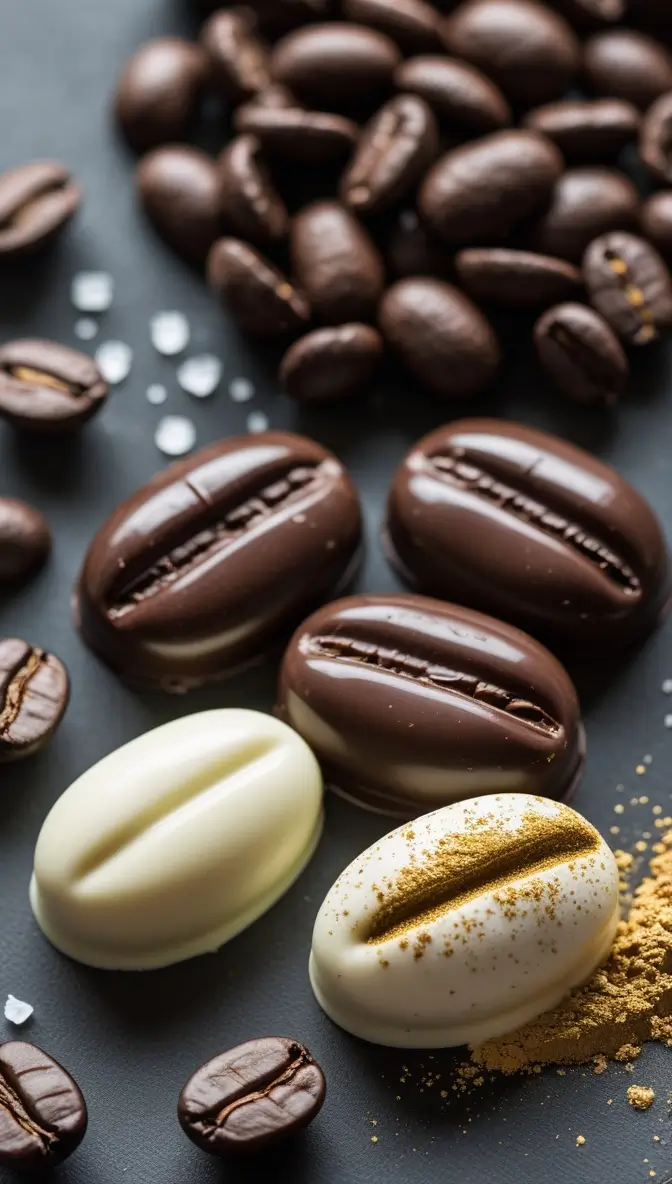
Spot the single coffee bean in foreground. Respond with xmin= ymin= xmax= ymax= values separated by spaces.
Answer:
xmin=0 ymin=161 xmax=80 ymax=261
xmin=280 ymin=324 xmax=383 ymax=402
xmin=218 ymin=135 xmax=289 ymax=246
xmin=0 ymin=499 xmax=50 ymax=584
xmin=583 ymin=230 xmax=672 ymax=345
xmin=115 ymin=37 xmax=208 ymax=152
xmin=234 ymin=106 xmax=358 ymax=165
xmin=640 ymin=92 xmax=672 ymax=187
xmin=200 ymin=8 xmax=271 ymax=102
xmin=178 ymin=1037 xmax=326 ymax=1156
xmin=385 ymin=418 xmax=670 ymax=654
xmin=523 ymin=98 xmax=640 ymax=162
xmin=341 ymin=94 xmax=438 ymax=215
xmin=208 ymin=238 xmax=310 ymax=337
xmin=0 ymin=339 xmax=107 ymax=433
xmin=455 ymin=248 xmax=582 ymax=308
xmin=641 ymin=192 xmax=672 ymax=261
xmin=136 ymin=146 xmax=220 ymax=266
xmin=291 ymin=201 xmax=384 ymax=324
xmin=394 ymin=54 xmax=511 ymax=135
xmin=277 ymin=593 xmax=584 ymax=815
xmin=309 ymin=794 xmax=619 ymax=1047
xmin=534 ymin=302 xmax=629 ymax=407
xmin=271 ymin=22 xmax=401 ymax=109
xmin=584 ymin=29 xmax=672 ymax=110
xmin=76 ymin=431 xmax=362 ymax=689
xmin=343 ymin=0 xmax=443 ymax=54
xmin=441 ymin=0 xmax=581 ymax=108
xmin=0 ymin=1041 xmax=87 ymax=1170
xmin=528 ymin=167 xmax=640 ymax=264
xmin=30 ymin=711 xmax=322 ymax=969
xmin=419 ymin=130 xmax=563 ymax=245
xmin=379 ymin=277 xmax=500 ymax=398
xmin=0 ymin=638 xmax=69 ymax=762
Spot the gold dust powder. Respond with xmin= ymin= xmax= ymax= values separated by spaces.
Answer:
xmin=471 ymin=830 xmax=672 ymax=1073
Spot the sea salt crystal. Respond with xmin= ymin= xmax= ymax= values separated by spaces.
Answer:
xmin=229 ymin=377 xmax=255 ymax=403
xmin=4 ymin=995 xmax=33 ymax=1025
xmin=247 ymin=410 xmax=269 ymax=433
xmin=665 ymin=715 xmax=672 ymax=729
xmin=146 ymin=383 xmax=168 ymax=406
xmin=96 ymin=341 xmax=133 ymax=385
xmin=177 ymin=354 xmax=222 ymax=398
xmin=155 ymin=415 xmax=196 ymax=457
xmin=150 ymin=311 xmax=190 ymax=356
xmin=74 ymin=317 xmax=98 ymax=341
xmin=71 ymin=271 xmax=114 ymax=313
xmin=663 ymin=679 xmax=672 ymax=694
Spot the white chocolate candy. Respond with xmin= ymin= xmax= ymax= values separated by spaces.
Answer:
xmin=30 ymin=710 xmax=323 ymax=970
xmin=309 ymin=794 xmax=619 ymax=1048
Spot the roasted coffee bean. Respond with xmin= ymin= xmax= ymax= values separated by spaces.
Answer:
xmin=583 ymin=231 xmax=672 ymax=345
xmin=0 ymin=1041 xmax=86 ymax=1169
xmin=534 ymin=302 xmax=629 ymax=406
xmin=584 ymin=29 xmax=672 ymax=110
xmin=277 ymin=593 xmax=584 ymax=813
xmin=271 ymin=23 xmax=401 ymax=110
xmin=640 ymin=92 xmax=672 ymax=187
xmin=523 ymin=98 xmax=640 ymax=162
xmin=76 ymin=432 xmax=362 ymax=689
xmin=291 ymin=201 xmax=384 ymax=323
xmin=554 ymin=0 xmax=624 ymax=25
xmin=642 ymin=191 xmax=672 ymax=261
xmin=234 ymin=107 xmax=358 ymax=165
xmin=0 ymin=339 xmax=107 ymax=433
xmin=0 ymin=640 xmax=69 ymax=761
xmin=528 ymin=168 xmax=640 ymax=264
xmin=419 ymin=130 xmax=563 ymax=245
xmin=115 ymin=37 xmax=208 ymax=153
xmin=208 ymin=238 xmax=310 ymax=337
xmin=136 ymin=146 xmax=220 ymax=266
xmin=441 ymin=0 xmax=581 ymax=108
xmin=280 ymin=324 xmax=383 ymax=402
xmin=340 ymin=95 xmax=438 ymax=215
xmin=385 ymin=418 xmax=671 ymax=654
xmin=178 ymin=1038 xmax=326 ymax=1156
xmin=0 ymin=499 xmax=50 ymax=584
xmin=218 ymin=136 xmax=288 ymax=246
xmin=394 ymin=55 xmax=511 ymax=135
xmin=0 ymin=162 xmax=80 ymax=261
xmin=455 ymin=248 xmax=582 ymax=308
xmin=200 ymin=9 xmax=271 ymax=103
xmin=379 ymin=278 xmax=500 ymax=398
xmin=343 ymin=0 xmax=443 ymax=54
xmin=384 ymin=211 xmax=452 ymax=279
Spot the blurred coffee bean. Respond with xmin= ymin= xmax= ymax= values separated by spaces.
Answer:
xmin=218 ymin=135 xmax=288 ymax=245
xmin=384 ymin=211 xmax=452 ymax=279
xmin=271 ymin=23 xmax=401 ymax=110
xmin=234 ymin=107 xmax=357 ymax=165
xmin=523 ymin=98 xmax=640 ymax=162
xmin=280 ymin=323 xmax=383 ymax=402
xmin=0 ymin=339 xmax=107 ymax=433
xmin=379 ymin=277 xmax=500 ymax=398
xmin=115 ymin=37 xmax=208 ymax=152
xmin=248 ymin=0 xmax=335 ymax=35
xmin=208 ymin=237 xmax=310 ymax=336
xmin=640 ymin=92 xmax=672 ymax=186
xmin=343 ymin=0 xmax=443 ymax=54
xmin=441 ymin=0 xmax=581 ymax=108
xmin=583 ymin=230 xmax=672 ymax=344
xmin=0 ymin=640 xmax=69 ymax=762
xmin=200 ymin=9 xmax=271 ymax=103
xmin=136 ymin=146 xmax=220 ymax=266
xmin=455 ymin=248 xmax=582 ymax=308
xmin=529 ymin=168 xmax=640 ymax=263
xmin=642 ymin=191 xmax=672 ymax=260
xmin=341 ymin=95 xmax=438 ymax=215
xmin=553 ymin=0 xmax=624 ymax=26
xmin=291 ymin=201 xmax=384 ymax=323
xmin=584 ymin=29 xmax=672 ymax=110
xmin=394 ymin=55 xmax=511 ymax=135
xmin=534 ymin=302 xmax=628 ymax=406
xmin=0 ymin=162 xmax=81 ymax=261
xmin=419 ymin=130 xmax=563 ymax=245
xmin=0 ymin=499 xmax=50 ymax=585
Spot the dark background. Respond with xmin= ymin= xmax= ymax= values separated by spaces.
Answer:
xmin=2 ymin=2 xmax=672 ymax=1181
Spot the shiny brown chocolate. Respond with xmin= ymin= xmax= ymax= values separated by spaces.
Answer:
xmin=0 ymin=339 xmax=107 ymax=433
xmin=277 ymin=592 xmax=584 ymax=816
xmin=76 ymin=432 xmax=362 ymax=691
xmin=385 ymin=419 xmax=670 ymax=656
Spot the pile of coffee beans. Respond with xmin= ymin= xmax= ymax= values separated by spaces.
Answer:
xmin=111 ymin=0 xmax=672 ymax=407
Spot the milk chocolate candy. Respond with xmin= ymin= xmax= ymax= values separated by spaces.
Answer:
xmin=76 ymin=432 xmax=362 ymax=690
xmin=277 ymin=592 xmax=584 ymax=816
xmin=385 ymin=419 xmax=670 ymax=655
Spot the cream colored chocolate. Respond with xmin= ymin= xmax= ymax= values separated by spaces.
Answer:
xmin=309 ymin=794 xmax=619 ymax=1048
xmin=30 ymin=710 xmax=323 ymax=970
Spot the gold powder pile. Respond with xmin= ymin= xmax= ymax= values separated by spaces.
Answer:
xmin=627 ymin=1086 xmax=655 ymax=1110
xmin=471 ymin=831 xmax=672 ymax=1073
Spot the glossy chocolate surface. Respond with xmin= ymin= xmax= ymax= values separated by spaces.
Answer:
xmin=76 ymin=432 xmax=362 ymax=690
xmin=385 ymin=419 xmax=670 ymax=656
xmin=277 ymin=592 xmax=584 ymax=816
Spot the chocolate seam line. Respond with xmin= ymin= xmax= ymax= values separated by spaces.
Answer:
xmin=0 ymin=647 xmax=45 ymax=737
xmin=0 ymin=1073 xmax=56 ymax=1152
xmin=208 ymin=1047 xmax=310 ymax=1128
xmin=308 ymin=635 xmax=561 ymax=735
xmin=367 ymin=809 xmax=600 ymax=944
xmin=426 ymin=449 xmax=641 ymax=595
xmin=106 ymin=463 xmax=321 ymax=617
xmin=5 ymin=365 xmax=81 ymax=396
xmin=546 ymin=322 xmax=618 ymax=400
xmin=603 ymin=249 xmax=657 ymax=344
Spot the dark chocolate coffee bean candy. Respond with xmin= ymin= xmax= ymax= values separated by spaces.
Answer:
xmin=455 ymin=248 xmax=582 ymax=308
xmin=523 ymin=99 xmax=640 ymax=162
xmin=640 ymin=92 xmax=672 ymax=187
xmin=528 ymin=168 xmax=640 ymax=264
xmin=200 ymin=9 xmax=271 ymax=103
xmin=343 ymin=0 xmax=443 ymax=54
xmin=584 ymin=29 xmax=672 ymax=110
xmin=0 ymin=499 xmax=50 ymax=584
xmin=583 ymin=231 xmax=672 ymax=345
xmin=280 ymin=324 xmax=383 ymax=402
xmin=291 ymin=201 xmax=384 ymax=323
xmin=341 ymin=94 xmax=439 ymax=215
xmin=277 ymin=592 xmax=584 ymax=814
xmin=385 ymin=418 xmax=670 ymax=654
xmin=0 ymin=1041 xmax=86 ymax=1169
xmin=208 ymin=238 xmax=310 ymax=337
xmin=234 ymin=107 xmax=358 ymax=165
xmin=271 ymin=23 xmax=401 ymax=110
xmin=218 ymin=136 xmax=288 ymax=246
xmin=0 ymin=162 xmax=81 ymax=261
xmin=534 ymin=302 xmax=628 ymax=407
xmin=0 ymin=640 xmax=69 ymax=761
xmin=0 ymin=339 xmax=107 ymax=433
xmin=136 ymin=146 xmax=220 ymax=266
xmin=115 ymin=37 xmax=208 ymax=152
xmin=642 ymin=191 xmax=672 ymax=261
xmin=394 ymin=55 xmax=511 ymax=135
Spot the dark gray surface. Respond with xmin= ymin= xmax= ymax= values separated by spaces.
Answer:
xmin=1 ymin=3 xmax=672 ymax=1182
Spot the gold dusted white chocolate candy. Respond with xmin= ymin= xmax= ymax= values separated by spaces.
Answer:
xmin=309 ymin=794 xmax=619 ymax=1048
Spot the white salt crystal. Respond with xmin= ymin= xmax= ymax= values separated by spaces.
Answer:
xmin=665 ymin=715 xmax=672 ymax=729
xmin=229 ymin=377 xmax=255 ymax=403
xmin=177 ymin=354 xmax=222 ymax=398
xmin=71 ymin=271 xmax=114 ymax=313
xmin=5 ymin=995 xmax=33 ymax=1025
xmin=74 ymin=317 xmax=98 ymax=341
xmin=96 ymin=341 xmax=133 ymax=385
xmin=146 ymin=383 xmax=168 ymax=406
xmin=247 ymin=410 xmax=269 ymax=433
xmin=150 ymin=311 xmax=190 ymax=356
xmin=663 ymin=679 xmax=672 ymax=694
xmin=155 ymin=415 xmax=196 ymax=457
